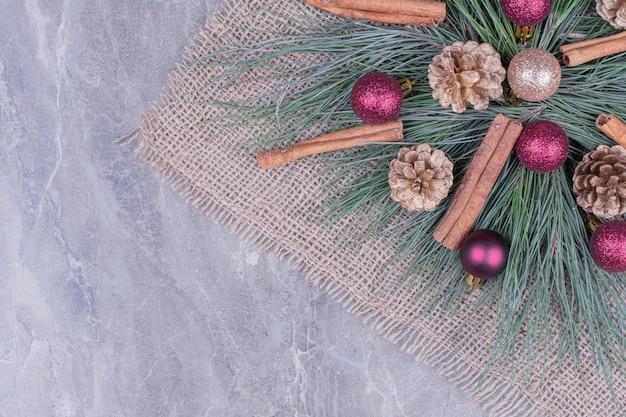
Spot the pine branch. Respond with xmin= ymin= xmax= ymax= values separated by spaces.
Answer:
xmin=194 ymin=0 xmax=626 ymax=409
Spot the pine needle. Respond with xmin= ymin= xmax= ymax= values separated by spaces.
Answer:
xmin=194 ymin=0 xmax=626 ymax=409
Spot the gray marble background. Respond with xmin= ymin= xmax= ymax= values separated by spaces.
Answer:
xmin=0 ymin=1 xmax=490 ymax=416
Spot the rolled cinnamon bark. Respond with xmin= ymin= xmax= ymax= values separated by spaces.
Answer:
xmin=297 ymin=119 xmax=402 ymax=145
xmin=560 ymin=31 xmax=626 ymax=67
xmin=305 ymin=0 xmax=446 ymax=27
xmin=257 ymin=119 xmax=403 ymax=169
xmin=441 ymin=121 xmax=523 ymax=250
xmin=433 ymin=114 xmax=509 ymax=243
xmin=596 ymin=113 xmax=626 ymax=149
xmin=434 ymin=114 xmax=523 ymax=251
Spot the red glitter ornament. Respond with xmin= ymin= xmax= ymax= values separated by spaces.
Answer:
xmin=350 ymin=72 xmax=403 ymax=125
xmin=516 ymin=120 xmax=569 ymax=173
xmin=460 ymin=230 xmax=510 ymax=279
xmin=590 ymin=220 xmax=626 ymax=273
xmin=500 ymin=0 xmax=553 ymax=27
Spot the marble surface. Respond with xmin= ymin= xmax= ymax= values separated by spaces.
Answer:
xmin=0 ymin=1 xmax=490 ymax=416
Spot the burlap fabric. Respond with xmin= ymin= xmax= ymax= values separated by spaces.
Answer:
xmin=129 ymin=1 xmax=626 ymax=415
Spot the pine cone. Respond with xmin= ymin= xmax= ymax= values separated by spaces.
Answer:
xmin=573 ymin=144 xmax=626 ymax=218
xmin=596 ymin=0 xmax=626 ymax=30
xmin=427 ymin=41 xmax=506 ymax=114
xmin=389 ymin=144 xmax=454 ymax=212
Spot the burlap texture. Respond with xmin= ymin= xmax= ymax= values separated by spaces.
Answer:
xmin=129 ymin=1 xmax=626 ymax=415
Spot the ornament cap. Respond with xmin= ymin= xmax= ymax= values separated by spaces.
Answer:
xmin=466 ymin=274 xmax=485 ymax=290
xmin=397 ymin=77 xmax=417 ymax=97
xmin=514 ymin=24 xmax=535 ymax=44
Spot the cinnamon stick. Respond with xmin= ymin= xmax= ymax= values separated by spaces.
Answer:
xmin=433 ymin=114 xmax=510 ymax=243
xmin=299 ymin=118 xmax=402 ymax=145
xmin=257 ymin=119 xmax=403 ymax=169
xmin=433 ymin=114 xmax=523 ymax=251
xmin=305 ymin=0 xmax=446 ymax=27
xmin=442 ymin=121 xmax=523 ymax=250
xmin=560 ymin=31 xmax=626 ymax=67
xmin=596 ymin=113 xmax=626 ymax=149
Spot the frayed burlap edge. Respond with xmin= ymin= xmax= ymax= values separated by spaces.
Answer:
xmin=122 ymin=1 xmax=626 ymax=416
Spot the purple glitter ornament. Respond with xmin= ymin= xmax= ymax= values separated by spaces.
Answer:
xmin=500 ymin=0 xmax=553 ymax=27
xmin=460 ymin=230 xmax=510 ymax=279
xmin=350 ymin=72 xmax=403 ymax=125
xmin=516 ymin=120 xmax=569 ymax=173
xmin=590 ymin=220 xmax=626 ymax=273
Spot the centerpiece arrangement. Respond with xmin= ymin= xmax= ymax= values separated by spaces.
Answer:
xmin=180 ymin=0 xmax=626 ymax=413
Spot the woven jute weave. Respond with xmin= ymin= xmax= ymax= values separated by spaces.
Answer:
xmin=129 ymin=1 xmax=626 ymax=415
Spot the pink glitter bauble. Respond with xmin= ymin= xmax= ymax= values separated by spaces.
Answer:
xmin=590 ymin=220 xmax=626 ymax=273
xmin=516 ymin=120 xmax=569 ymax=173
xmin=507 ymin=48 xmax=561 ymax=102
xmin=500 ymin=0 xmax=553 ymax=27
xmin=459 ymin=230 xmax=509 ymax=279
xmin=350 ymin=72 xmax=403 ymax=124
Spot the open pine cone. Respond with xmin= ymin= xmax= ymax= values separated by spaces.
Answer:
xmin=388 ymin=144 xmax=453 ymax=212
xmin=427 ymin=41 xmax=506 ymax=114
xmin=596 ymin=0 xmax=626 ymax=30
xmin=573 ymin=144 xmax=626 ymax=218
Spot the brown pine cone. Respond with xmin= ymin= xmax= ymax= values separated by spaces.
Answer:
xmin=388 ymin=144 xmax=453 ymax=212
xmin=596 ymin=0 xmax=626 ymax=30
xmin=427 ymin=41 xmax=506 ymax=114
xmin=573 ymin=144 xmax=626 ymax=218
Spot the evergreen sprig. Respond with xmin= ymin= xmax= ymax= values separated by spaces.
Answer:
xmin=196 ymin=0 xmax=626 ymax=408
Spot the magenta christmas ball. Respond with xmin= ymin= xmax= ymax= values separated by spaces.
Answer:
xmin=500 ymin=0 xmax=553 ymax=27
xmin=590 ymin=220 xmax=626 ymax=273
xmin=460 ymin=230 xmax=510 ymax=279
xmin=516 ymin=120 xmax=569 ymax=173
xmin=350 ymin=71 xmax=403 ymax=124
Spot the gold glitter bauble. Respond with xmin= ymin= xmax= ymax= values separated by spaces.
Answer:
xmin=507 ymin=48 xmax=561 ymax=102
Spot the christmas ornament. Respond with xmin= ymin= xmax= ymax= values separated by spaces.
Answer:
xmin=501 ymin=0 xmax=552 ymax=26
xmin=507 ymin=48 xmax=561 ymax=102
xmin=459 ymin=229 xmax=510 ymax=280
xmin=350 ymin=71 xmax=403 ymax=124
xmin=428 ymin=41 xmax=506 ymax=114
xmin=590 ymin=220 xmax=626 ymax=272
xmin=501 ymin=0 xmax=553 ymax=42
xmin=516 ymin=120 xmax=569 ymax=173
xmin=596 ymin=0 xmax=626 ymax=30
xmin=573 ymin=144 xmax=626 ymax=218
xmin=388 ymin=144 xmax=454 ymax=212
